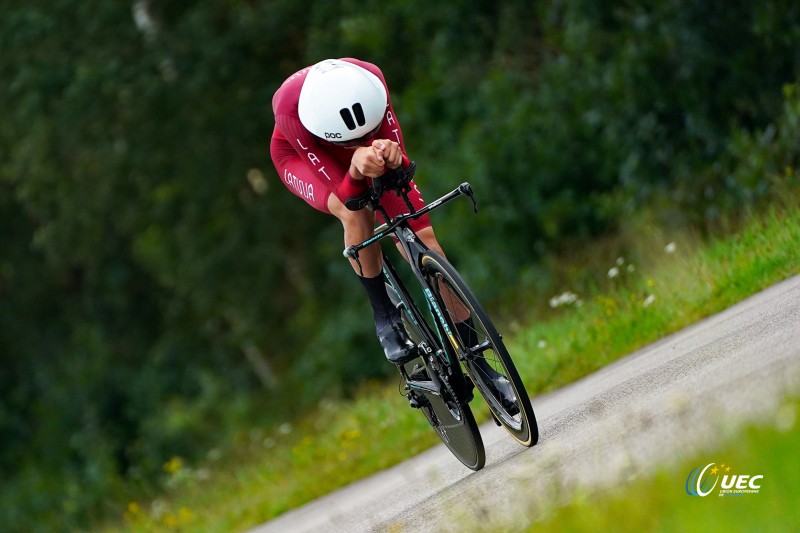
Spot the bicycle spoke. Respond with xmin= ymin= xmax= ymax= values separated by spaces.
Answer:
xmin=422 ymin=252 xmax=538 ymax=447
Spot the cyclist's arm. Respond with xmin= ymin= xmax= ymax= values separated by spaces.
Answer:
xmin=274 ymin=114 xmax=348 ymax=180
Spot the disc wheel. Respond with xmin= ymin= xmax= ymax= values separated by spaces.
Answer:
xmin=412 ymin=369 xmax=486 ymax=471
xmin=386 ymin=277 xmax=486 ymax=470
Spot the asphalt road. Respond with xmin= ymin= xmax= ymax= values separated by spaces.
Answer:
xmin=252 ymin=274 xmax=800 ymax=533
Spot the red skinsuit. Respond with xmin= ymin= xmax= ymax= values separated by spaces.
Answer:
xmin=270 ymin=58 xmax=431 ymax=231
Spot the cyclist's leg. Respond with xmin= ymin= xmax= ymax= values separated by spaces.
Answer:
xmin=272 ymin=137 xmax=383 ymax=277
xmin=408 ymin=226 xmax=469 ymax=323
xmin=329 ymin=191 xmax=416 ymax=362
xmin=411 ymin=232 xmax=466 ymax=322
xmin=272 ymin=142 xmax=413 ymax=362
xmin=328 ymin=193 xmax=382 ymax=277
xmin=413 ymin=225 xmax=443 ymax=255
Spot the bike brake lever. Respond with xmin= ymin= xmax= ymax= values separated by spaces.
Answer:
xmin=459 ymin=182 xmax=478 ymax=213
xmin=343 ymin=246 xmax=365 ymax=277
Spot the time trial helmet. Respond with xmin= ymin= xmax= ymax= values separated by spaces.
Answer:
xmin=298 ymin=59 xmax=388 ymax=142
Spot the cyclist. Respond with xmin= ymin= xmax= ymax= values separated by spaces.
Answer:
xmin=270 ymin=58 xmax=515 ymax=406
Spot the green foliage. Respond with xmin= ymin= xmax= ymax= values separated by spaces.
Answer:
xmin=99 ymin=183 xmax=799 ymax=532
xmin=0 ymin=1 xmax=798 ymax=530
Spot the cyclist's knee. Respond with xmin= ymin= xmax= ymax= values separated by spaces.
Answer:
xmin=416 ymin=226 xmax=445 ymax=256
xmin=328 ymin=193 xmax=375 ymax=228
xmin=327 ymin=193 xmax=348 ymax=218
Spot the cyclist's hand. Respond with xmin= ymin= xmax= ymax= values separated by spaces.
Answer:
xmin=350 ymin=145 xmax=387 ymax=178
xmin=371 ymin=139 xmax=402 ymax=169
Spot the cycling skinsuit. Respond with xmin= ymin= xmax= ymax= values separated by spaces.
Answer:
xmin=270 ymin=58 xmax=431 ymax=232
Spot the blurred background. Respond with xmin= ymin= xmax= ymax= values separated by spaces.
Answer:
xmin=1 ymin=0 xmax=798 ymax=529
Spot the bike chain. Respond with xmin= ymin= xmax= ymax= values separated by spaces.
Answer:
xmin=426 ymin=355 xmax=468 ymax=431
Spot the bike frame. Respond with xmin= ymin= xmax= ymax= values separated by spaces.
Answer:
xmin=343 ymin=175 xmax=478 ymax=401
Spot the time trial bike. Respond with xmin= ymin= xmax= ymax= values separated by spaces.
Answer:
xmin=343 ymin=163 xmax=538 ymax=470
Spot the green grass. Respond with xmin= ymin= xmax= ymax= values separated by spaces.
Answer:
xmin=108 ymin=382 xmax=443 ymax=532
xmin=527 ymin=398 xmax=800 ymax=532
xmin=99 ymin=190 xmax=800 ymax=532
xmin=510 ymin=202 xmax=800 ymax=398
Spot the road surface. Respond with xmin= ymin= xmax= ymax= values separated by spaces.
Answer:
xmin=252 ymin=274 xmax=800 ymax=532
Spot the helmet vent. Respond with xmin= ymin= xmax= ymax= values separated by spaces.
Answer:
xmin=339 ymin=104 xmax=366 ymax=131
xmin=352 ymin=103 xmax=366 ymax=127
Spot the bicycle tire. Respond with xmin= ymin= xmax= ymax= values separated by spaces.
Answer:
xmin=385 ymin=271 xmax=486 ymax=470
xmin=421 ymin=252 xmax=538 ymax=447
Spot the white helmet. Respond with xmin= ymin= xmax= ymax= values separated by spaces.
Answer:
xmin=298 ymin=59 xmax=388 ymax=142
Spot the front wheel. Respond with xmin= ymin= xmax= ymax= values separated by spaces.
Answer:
xmin=421 ymin=252 xmax=538 ymax=447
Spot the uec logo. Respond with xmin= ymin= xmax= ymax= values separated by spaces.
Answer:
xmin=686 ymin=463 xmax=763 ymax=497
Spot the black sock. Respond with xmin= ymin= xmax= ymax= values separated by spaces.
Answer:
xmin=358 ymin=273 xmax=399 ymax=332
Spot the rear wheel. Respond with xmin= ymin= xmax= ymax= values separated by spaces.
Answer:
xmin=385 ymin=269 xmax=486 ymax=470
xmin=409 ymin=362 xmax=485 ymax=471
xmin=421 ymin=252 xmax=538 ymax=447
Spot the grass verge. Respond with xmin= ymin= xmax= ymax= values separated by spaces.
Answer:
xmin=100 ymin=188 xmax=799 ymax=533
xmin=527 ymin=397 xmax=800 ymax=532
xmin=509 ymin=199 xmax=800 ymax=398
